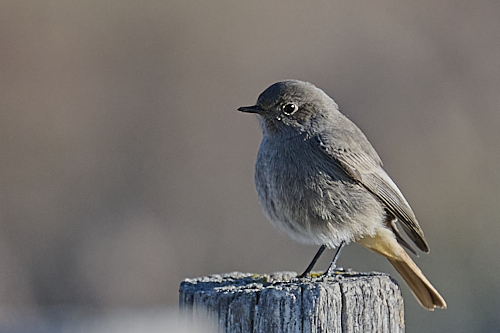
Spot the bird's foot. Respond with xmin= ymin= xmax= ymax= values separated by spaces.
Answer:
xmin=322 ymin=266 xmax=344 ymax=277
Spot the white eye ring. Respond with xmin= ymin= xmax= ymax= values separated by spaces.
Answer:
xmin=282 ymin=103 xmax=298 ymax=115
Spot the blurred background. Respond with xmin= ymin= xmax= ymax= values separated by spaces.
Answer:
xmin=1 ymin=0 xmax=499 ymax=332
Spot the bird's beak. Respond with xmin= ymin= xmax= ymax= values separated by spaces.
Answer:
xmin=238 ymin=105 xmax=264 ymax=114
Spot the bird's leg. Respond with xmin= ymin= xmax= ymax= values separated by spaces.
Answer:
xmin=324 ymin=242 xmax=346 ymax=276
xmin=298 ymin=245 xmax=327 ymax=278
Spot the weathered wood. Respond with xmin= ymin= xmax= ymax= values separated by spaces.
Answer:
xmin=179 ymin=271 xmax=404 ymax=333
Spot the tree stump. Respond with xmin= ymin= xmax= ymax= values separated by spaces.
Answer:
xmin=179 ymin=271 xmax=405 ymax=333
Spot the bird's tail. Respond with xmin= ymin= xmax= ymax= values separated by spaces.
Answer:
xmin=387 ymin=252 xmax=447 ymax=310
xmin=357 ymin=228 xmax=447 ymax=310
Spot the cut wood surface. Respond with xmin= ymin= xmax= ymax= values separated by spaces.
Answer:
xmin=179 ymin=271 xmax=405 ymax=333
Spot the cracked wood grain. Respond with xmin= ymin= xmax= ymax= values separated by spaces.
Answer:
xmin=179 ymin=271 xmax=404 ymax=333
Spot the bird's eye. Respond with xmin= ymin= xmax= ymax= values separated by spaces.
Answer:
xmin=282 ymin=103 xmax=298 ymax=115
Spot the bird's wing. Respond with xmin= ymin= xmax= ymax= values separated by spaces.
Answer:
xmin=316 ymin=134 xmax=429 ymax=252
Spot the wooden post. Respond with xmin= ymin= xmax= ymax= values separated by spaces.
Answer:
xmin=179 ymin=271 xmax=405 ymax=333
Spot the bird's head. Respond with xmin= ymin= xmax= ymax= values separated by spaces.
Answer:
xmin=238 ymin=80 xmax=339 ymax=137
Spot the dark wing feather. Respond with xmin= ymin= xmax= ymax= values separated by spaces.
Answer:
xmin=316 ymin=135 xmax=430 ymax=253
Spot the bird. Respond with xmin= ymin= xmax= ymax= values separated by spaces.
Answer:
xmin=238 ymin=80 xmax=446 ymax=310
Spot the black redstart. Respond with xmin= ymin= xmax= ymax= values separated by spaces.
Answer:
xmin=238 ymin=80 xmax=446 ymax=310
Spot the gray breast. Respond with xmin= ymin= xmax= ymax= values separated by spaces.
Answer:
xmin=254 ymin=134 xmax=385 ymax=248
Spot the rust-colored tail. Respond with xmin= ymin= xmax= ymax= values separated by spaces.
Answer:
xmin=388 ymin=251 xmax=447 ymax=310
xmin=357 ymin=228 xmax=447 ymax=310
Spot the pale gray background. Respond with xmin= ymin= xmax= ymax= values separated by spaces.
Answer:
xmin=1 ymin=1 xmax=499 ymax=332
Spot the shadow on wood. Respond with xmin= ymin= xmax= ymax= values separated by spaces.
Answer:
xmin=179 ymin=271 xmax=404 ymax=333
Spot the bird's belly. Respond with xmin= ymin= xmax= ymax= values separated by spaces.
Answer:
xmin=255 ymin=143 xmax=385 ymax=248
